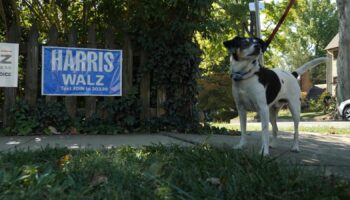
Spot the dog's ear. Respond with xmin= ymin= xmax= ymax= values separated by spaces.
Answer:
xmin=223 ymin=40 xmax=234 ymax=49
xmin=255 ymin=37 xmax=268 ymax=52
xmin=223 ymin=36 xmax=241 ymax=49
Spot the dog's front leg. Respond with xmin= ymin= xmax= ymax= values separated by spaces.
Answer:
xmin=258 ymin=106 xmax=270 ymax=156
xmin=234 ymin=108 xmax=247 ymax=149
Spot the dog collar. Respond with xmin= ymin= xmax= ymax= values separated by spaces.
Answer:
xmin=231 ymin=70 xmax=252 ymax=81
xmin=231 ymin=60 xmax=259 ymax=81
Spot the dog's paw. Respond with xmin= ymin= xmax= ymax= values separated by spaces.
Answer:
xmin=290 ymin=145 xmax=300 ymax=153
xmin=233 ymin=139 xmax=247 ymax=150
xmin=259 ymin=147 xmax=269 ymax=156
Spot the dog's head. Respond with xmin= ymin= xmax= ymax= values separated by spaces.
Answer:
xmin=223 ymin=36 xmax=267 ymax=61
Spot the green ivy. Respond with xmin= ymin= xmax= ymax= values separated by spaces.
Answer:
xmin=8 ymin=99 xmax=39 ymax=136
xmin=110 ymin=0 xmax=214 ymax=131
xmin=4 ymin=99 xmax=72 ymax=135
xmin=2 ymin=0 xmax=217 ymax=134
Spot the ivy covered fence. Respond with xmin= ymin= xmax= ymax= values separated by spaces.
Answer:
xmin=0 ymin=0 xmax=216 ymax=135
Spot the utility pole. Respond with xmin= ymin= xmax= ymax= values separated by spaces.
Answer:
xmin=249 ymin=0 xmax=264 ymax=64
xmin=254 ymin=0 xmax=262 ymax=39
xmin=254 ymin=0 xmax=264 ymax=64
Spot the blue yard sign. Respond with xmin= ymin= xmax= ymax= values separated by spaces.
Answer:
xmin=42 ymin=47 xmax=122 ymax=96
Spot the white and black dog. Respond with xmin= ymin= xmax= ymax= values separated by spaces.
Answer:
xmin=223 ymin=36 xmax=328 ymax=155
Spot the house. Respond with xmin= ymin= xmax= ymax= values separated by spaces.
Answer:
xmin=300 ymin=71 xmax=326 ymax=100
xmin=325 ymin=33 xmax=339 ymax=96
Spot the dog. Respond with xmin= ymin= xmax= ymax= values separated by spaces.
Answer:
xmin=223 ymin=36 xmax=328 ymax=155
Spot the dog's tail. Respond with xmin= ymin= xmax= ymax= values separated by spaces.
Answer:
xmin=292 ymin=57 xmax=329 ymax=78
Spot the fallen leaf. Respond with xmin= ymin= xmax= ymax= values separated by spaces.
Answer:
xmin=48 ymin=126 xmax=60 ymax=135
xmin=69 ymin=127 xmax=79 ymax=135
xmin=206 ymin=177 xmax=221 ymax=185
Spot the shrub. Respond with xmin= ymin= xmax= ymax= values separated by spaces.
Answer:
xmin=4 ymin=99 xmax=72 ymax=136
xmin=308 ymin=91 xmax=335 ymax=113
xmin=198 ymin=73 xmax=236 ymax=122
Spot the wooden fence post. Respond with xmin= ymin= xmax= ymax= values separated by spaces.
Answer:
xmin=45 ymin=26 xmax=59 ymax=103
xmin=140 ymin=51 xmax=150 ymax=120
xmin=64 ymin=27 xmax=78 ymax=118
xmin=102 ymin=27 xmax=116 ymax=121
xmin=122 ymin=34 xmax=133 ymax=95
xmin=326 ymin=53 xmax=334 ymax=95
xmin=85 ymin=24 xmax=97 ymax=119
xmin=24 ymin=24 xmax=39 ymax=108
xmin=3 ymin=24 xmax=20 ymax=127
xmin=157 ymin=86 xmax=166 ymax=117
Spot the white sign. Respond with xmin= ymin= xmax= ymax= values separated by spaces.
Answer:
xmin=0 ymin=43 xmax=19 ymax=87
xmin=249 ymin=1 xmax=265 ymax=11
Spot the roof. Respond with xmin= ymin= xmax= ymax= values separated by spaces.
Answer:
xmin=325 ymin=33 xmax=339 ymax=51
xmin=307 ymin=86 xmax=326 ymax=100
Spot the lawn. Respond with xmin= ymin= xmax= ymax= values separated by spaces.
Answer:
xmin=0 ymin=146 xmax=349 ymax=199
xmin=212 ymin=123 xmax=350 ymax=134
xmin=278 ymin=110 xmax=329 ymax=121
xmin=245 ymin=110 xmax=328 ymax=121
xmin=215 ymin=110 xmax=350 ymax=134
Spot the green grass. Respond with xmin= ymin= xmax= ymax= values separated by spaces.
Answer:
xmin=212 ymin=123 xmax=350 ymax=134
xmin=246 ymin=110 xmax=327 ymax=121
xmin=279 ymin=110 xmax=327 ymax=121
xmin=0 ymin=146 xmax=349 ymax=199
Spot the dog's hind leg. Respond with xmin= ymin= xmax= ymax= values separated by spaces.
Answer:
xmin=234 ymin=108 xmax=247 ymax=149
xmin=269 ymin=106 xmax=280 ymax=148
xmin=288 ymin=99 xmax=301 ymax=152
xmin=258 ymin=105 xmax=270 ymax=156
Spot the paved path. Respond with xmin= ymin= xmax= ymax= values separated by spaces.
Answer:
xmin=1 ymin=131 xmax=350 ymax=180
xmin=230 ymin=121 xmax=350 ymax=128
xmin=165 ymin=132 xmax=350 ymax=180
xmin=0 ymin=134 xmax=189 ymax=151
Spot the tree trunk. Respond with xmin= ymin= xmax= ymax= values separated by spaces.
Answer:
xmin=336 ymin=0 xmax=350 ymax=102
xmin=0 ymin=0 xmax=7 ymax=30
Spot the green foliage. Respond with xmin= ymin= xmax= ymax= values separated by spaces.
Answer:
xmin=36 ymin=100 xmax=73 ymax=131
xmin=0 ymin=146 xmax=349 ymax=199
xmin=7 ymin=99 xmax=39 ymax=136
xmin=195 ymin=0 xmax=251 ymax=74
xmin=1 ymin=0 xmax=339 ymax=133
xmin=263 ymin=0 xmax=338 ymax=82
xmin=76 ymin=88 xmax=142 ymax=134
xmin=1 ymin=0 xmax=218 ymax=133
xmin=198 ymin=73 xmax=234 ymax=112
xmin=120 ymin=0 xmax=216 ymax=130
xmin=308 ymin=91 xmax=336 ymax=113
xmin=308 ymin=99 xmax=322 ymax=112
xmin=211 ymin=109 xmax=238 ymax=122
xmin=4 ymin=99 xmax=72 ymax=136
xmin=198 ymin=73 xmax=238 ymax=122
xmin=197 ymin=123 xmax=239 ymax=135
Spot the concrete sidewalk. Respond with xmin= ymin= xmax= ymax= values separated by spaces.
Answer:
xmin=0 ymin=134 xmax=190 ymax=151
xmin=230 ymin=121 xmax=350 ymax=128
xmin=1 ymin=131 xmax=350 ymax=180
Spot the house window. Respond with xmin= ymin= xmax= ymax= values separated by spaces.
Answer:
xmin=333 ymin=76 xmax=337 ymax=84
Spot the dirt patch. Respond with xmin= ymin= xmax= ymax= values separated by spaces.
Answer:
xmin=313 ymin=113 xmax=340 ymax=121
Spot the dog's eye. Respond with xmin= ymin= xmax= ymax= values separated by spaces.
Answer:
xmin=241 ymin=41 xmax=249 ymax=47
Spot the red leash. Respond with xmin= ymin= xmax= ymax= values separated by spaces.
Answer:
xmin=265 ymin=0 xmax=296 ymax=47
